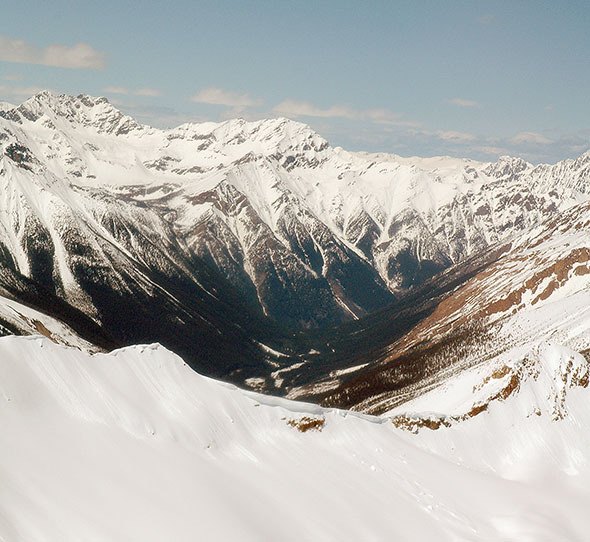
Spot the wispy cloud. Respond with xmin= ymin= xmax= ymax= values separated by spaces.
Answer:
xmin=273 ymin=99 xmax=418 ymax=127
xmin=273 ymin=100 xmax=356 ymax=120
xmin=113 ymin=102 xmax=194 ymax=129
xmin=473 ymin=131 xmax=589 ymax=163
xmin=3 ymin=74 xmax=22 ymax=82
xmin=510 ymin=131 xmax=552 ymax=145
xmin=191 ymin=87 xmax=262 ymax=108
xmin=474 ymin=145 xmax=510 ymax=156
xmin=448 ymin=98 xmax=480 ymax=108
xmin=436 ymin=130 xmax=476 ymax=142
xmin=103 ymin=86 xmax=161 ymax=97
xmin=135 ymin=88 xmax=161 ymax=97
xmin=104 ymin=86 xmax=129 ymax=95
xmin=0 ymin=36 xmax=105 ymax=70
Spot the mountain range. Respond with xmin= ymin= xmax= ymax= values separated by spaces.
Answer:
xmin=2 ymin=90 xmax=590 ymax=540
xmin=0 ymin=91 xmax=589 ymax=406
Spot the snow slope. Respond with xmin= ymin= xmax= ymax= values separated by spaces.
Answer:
xmin=1 ymin=335 xmax=590 ymax=541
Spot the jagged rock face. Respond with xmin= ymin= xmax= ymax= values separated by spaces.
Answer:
xmin=0 ymin=91 xmax=589 ymax=370
xmin=177 ymin=178 xmax=383 ymax=328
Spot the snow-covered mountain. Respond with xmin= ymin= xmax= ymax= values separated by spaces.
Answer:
xmin=0 ymin=92 xmax=394 ymax=331
xmin=2 ymin=92 xmax=589 ymax=328
xmin=2 ymin=335 xmax=590 ymax=541
xmin=2 ymin=91 xmax=590 ymax=540
xmin=0 ymin=90 xmax=589 ymax=386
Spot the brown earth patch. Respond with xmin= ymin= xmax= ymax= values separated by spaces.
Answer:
xmin=287 ymin=416 xmax=325 ymax=433
xmin=573 ymin=265 xmax=590 ymax=276
xmin=32 ymin=320 xmax=57 ymax=342
xmin=392 ymin=414 xmax=452 ymax=431
xmin=392 ymin=366 xmax=522 ymax=432
xmin=497 ymin=373 xmax=520 ymax=400
xmin=466 ymin=403 xmax=488 ymax=418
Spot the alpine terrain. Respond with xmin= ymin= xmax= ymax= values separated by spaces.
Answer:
xmin=0 ymin=91 xmax=589 ymax=387
xmin=1 ymin=91 xmax=590 ymax=540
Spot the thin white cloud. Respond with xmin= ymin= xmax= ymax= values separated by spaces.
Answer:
xmin=364 ymin=108 xmax=420 ymax=126
xmin=475 ymin=145 xmax=510 ymax=156
xmin=191 ymin=87 xmax=262 ymax=108
xmin=114 ymin=103 xmax=195 ymax=129
xmin=3 ymin=74 xmax=22 ymax=81
xmin=135 ymin=88 xmax=161 ymax=97
xmin=0 ymin=36 xmax=105 ymax=70
xmin=449 ymin=98 xmax=480 ymax=108
xmin=436 ymin=130 xmax=476 ymax=142
xmin=273 ymin=99 xmax=417 ymax=127
xmin=103 ymin=86 xmax=161 ymax=97
xmin=511 ymin=131 xmax=552 ymax=145
xmin=104 ymin=86 xmax=129 ymax=95
xmin=273 ymin=99 xmax=356 ymax=120
xmin=478 ymin=14 xmax=495 ymax=24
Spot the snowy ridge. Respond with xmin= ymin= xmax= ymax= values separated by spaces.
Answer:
xmin=2 ymin=91 xmax=142 ymax=136
xmin=2 ymin=335 xmax=590 ymax=541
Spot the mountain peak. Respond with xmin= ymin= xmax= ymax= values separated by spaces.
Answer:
xmin=575 ymin=149 xmax=590 ymax=163
xmin=169 ymin=115 xmax=329 ymax=157
xmin=245 ymin=116 xmax=330 ymax=154
xmin=6 ymin=91 xmax=142 ymax=136
xmin=484 ymin=154 xmax=531 ymax=179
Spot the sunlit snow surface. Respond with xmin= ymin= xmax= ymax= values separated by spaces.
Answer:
xmin=1 ymin=336 xmax=589 ymax=541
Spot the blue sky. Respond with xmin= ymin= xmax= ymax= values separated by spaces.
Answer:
xmin=0 ymin=0 xmax=588 ymax=163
